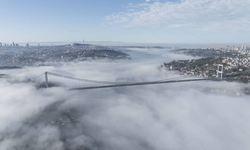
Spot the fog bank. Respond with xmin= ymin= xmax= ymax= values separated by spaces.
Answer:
xmin=0 ymin=50 xmax=250 ymax=150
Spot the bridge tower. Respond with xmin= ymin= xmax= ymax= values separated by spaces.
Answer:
xmin=45 ymin=72 xmax=49 ymax=88
xmin=216 ymin=64 xmax=223 ymax=79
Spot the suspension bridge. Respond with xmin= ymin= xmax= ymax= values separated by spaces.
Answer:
xmin=30 ymin=65 xmax=224 ymax=90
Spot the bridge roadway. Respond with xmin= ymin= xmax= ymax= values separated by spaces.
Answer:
xmin=70 ymin=78 xmax=222 ymax=90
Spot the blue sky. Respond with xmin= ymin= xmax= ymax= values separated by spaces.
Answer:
xmin=0 ymin=0 xmax=250 ymax=44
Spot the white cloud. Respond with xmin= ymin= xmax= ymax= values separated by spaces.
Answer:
xmin=105 ymin=0 xmax=250 ymax=31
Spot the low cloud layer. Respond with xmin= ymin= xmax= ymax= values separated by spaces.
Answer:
xmin=105 ymin=0 xmax=250 ymax=31
xmin=0 ymin=50 xmax=250 ymax=150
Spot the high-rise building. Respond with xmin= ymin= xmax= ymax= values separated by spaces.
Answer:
xmin=26 ymin=43 xmax=30 ymax=48
xmin=0 ymin=42 xmax=2 ymax=47
xmin=13 ymin=42 xmax=15 ymax=46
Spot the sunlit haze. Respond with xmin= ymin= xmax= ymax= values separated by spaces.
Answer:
xmin=1 ymin=1 xmax=250 ymax=150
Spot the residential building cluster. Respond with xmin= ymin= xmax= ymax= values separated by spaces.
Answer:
xmin=216 ymin=45 xmax=250 ymax=55
xmin=162 ymin=58 xmax=219 ymax=78
xmin=0 ymin=44 xmax=129 ymax=66
xmin=222 ymin=57 xmax=250 ymax=67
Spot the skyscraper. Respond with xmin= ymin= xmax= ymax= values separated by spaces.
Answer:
xmin=0 ymin=42 xmax=2 ymax=47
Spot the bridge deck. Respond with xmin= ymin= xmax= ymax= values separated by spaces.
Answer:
xmin=70 ymin=78 xmax=221 ymax=90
